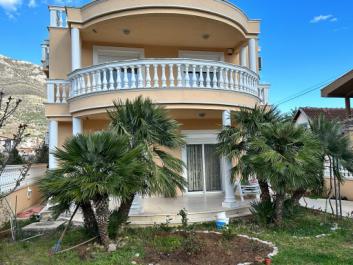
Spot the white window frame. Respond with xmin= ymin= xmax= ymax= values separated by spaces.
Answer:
xmin=181 ymin=130 xmax=223 ymax=194
xmin=93 ymin=46 xmax=145 ymax=65
xmin=178 ymin=50 xmax=224 ymax=62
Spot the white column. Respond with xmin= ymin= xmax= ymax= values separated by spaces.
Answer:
xmin=71 ymin=27 xmax=81 ymax=71
xmin=72 ymin=117 xmax=82 ymax=136
xmin=129 ymin=194 xmax=144 ymax=214
xmin=240 ymin=45 xmax=247 ymax=68
xmin=49 ymin=120 xmax=58 ymax=169
xmin=248 ymin=38 xmax=257 ymax=72
xmin=222 ymin=110 xmax=237 ymax=208
xmin=47 ymin=81 xmax=55 ymax=103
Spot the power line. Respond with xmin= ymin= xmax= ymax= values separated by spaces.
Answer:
xmin=274 ymin=69 xmax=353 ymax=106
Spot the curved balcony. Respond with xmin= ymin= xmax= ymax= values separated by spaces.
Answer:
xmin=50 ymin=59 xmax=262 ymax=105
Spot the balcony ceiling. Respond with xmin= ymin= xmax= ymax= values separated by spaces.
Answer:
xmin=80 ymin=13 xmax=245 ymax=48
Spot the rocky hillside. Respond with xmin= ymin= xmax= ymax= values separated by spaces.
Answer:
xmin=0 ymin=55 xmax=46 ymax=147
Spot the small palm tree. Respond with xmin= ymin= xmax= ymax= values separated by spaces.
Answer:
xmin=107 ymin=96 xmax=186 ymax=225
xmin=40 ymin=132 xmax=146 ymax=249
xmin=218 ymin=105 xmax=282 ymax=202
xmin=244 ymin=122 xmax=322 ymax=225
xmin=310 ymin=115 xmax=353 ymax=217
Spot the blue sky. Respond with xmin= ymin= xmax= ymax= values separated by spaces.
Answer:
xmin=0 ymin=0 xmax=352 ymax=112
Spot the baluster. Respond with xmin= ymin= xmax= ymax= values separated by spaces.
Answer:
xmin=97 ymin=70 xmax=103 ymax=91
xmin=192 ymin=64 xmax=197 ymax=88
xmin=229 ymin=69 xmax=234 ymax=90
xmin=244 ymin=73 xmax=249 ymax=92
xmin=71 ymin=78 xmax=76 ymax=96
xmin=75 ymin=77 xmax=80 ymax=95
xmin=55 ymin=84 xmax=61 ymax=103
xmin=146 ymin=65 xmax=151 ymax=88
xmin=199 ymin=65 xmax=204 ymax=88
xmin=239 ymin=72 xmax=244 ymax=91
xmin=206 ymin=66 xmax=211 ymax=88
xmin=116 ymin=67 xmax=122 ymax=89
xmin=169 ymin=64 xmax=175 ymax=87
xmin=131 ymin=66 xmax=136 ymax=88
xmin=137 ymin=65 xmax=143 ymax=88
xmin=102 ymin=69 xmax=108 ymax=90
xmin=62 ymin=84 xmax=67 ymax=103
xmin=109 ymin=68 xmax=114 ymax=90
xmin=161 ymin=64 xmax=167 ymax=88
xmin=86 ymin=73 xmax=91 ymax=93
xmin=219 ymin=67 xmax=224 ymax=89
xmin=184 ymin=64 xmax=190 ymax=87
xmin=91 ymin=71 xmax=96 ymax=92
xmin=153 ymin=64 xmax=159 ymax=88
xmin=59 ymin=10 xmax=63 ymax=27
xmin=213 ymin=66 xmax=218 ymax=88
xmin=234 ymin=70 xmax=239 ymax=91
xmin=123 ymin=66 xmax=129 ymax=89
xmin=177 ymin=64 xmax=182 ymax=87
xmin=224 ymin=68 xmax=229 ymax=89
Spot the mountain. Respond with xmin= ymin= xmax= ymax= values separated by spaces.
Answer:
xmin=0 ymin=54 xmax=46 ymax=147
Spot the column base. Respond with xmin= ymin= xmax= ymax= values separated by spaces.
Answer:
xmin=222 ymin=199 xmax=237 ymax=208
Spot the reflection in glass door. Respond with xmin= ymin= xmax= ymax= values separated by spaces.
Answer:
xmin=186 ymin=144 xmax=221 ymax=192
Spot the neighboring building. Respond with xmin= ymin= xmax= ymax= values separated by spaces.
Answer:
xmin=43 ymin=0 xmax=268 ymax=216
xmin=318 ymin=70 xmax=353 ymax=200
xmin=294 ymin=107 xmax=350 ymax=127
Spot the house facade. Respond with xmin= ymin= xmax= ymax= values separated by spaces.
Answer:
xmin=42 ymin=0 xmax=268 ymax=213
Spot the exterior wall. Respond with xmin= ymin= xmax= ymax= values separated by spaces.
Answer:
xmin=49 ymin=28 xmax=71 ymax=79
xmin=325 ymin=178 xmax=353 ymax=201
xmin=179 ymin=119 xmax=221 ymax=130
xmin=58 ymin=121 xmax=73 ymax=147
xmin=295 ymin=112 xmax=310 ymax=126
xmin=82 ymin=42 xmax=239 ymax=67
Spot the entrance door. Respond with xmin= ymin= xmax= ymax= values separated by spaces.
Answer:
xmin=186 ymin=144 xmax=221 ymax=192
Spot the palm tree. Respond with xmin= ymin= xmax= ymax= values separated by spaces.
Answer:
xmin=310 ymin=115 xmax=353 ymax=217
xmin=107 ymin=96 xmax=186 ymax=225
xmin=218 ymin=105 xmax=282 ymax=202
xmin=40 ymin=132 xmax=146 ymax=249
xmin=243 ymin=122 xmax=322 ymax=225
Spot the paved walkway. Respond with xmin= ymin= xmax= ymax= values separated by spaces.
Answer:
xmin=300 ymin=197 xmax=353 ymax=217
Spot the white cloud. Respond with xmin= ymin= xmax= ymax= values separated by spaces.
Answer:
xmin=310 ymin=14 xmax=338 ymax=23
xmin=28 ymin=0 xmax=35 ymax=7
xmin=0 ymin=0 xmax=21 ymax=11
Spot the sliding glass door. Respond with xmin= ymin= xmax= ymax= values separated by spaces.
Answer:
xmin=186 ymin=144 xmax=221 ymax=192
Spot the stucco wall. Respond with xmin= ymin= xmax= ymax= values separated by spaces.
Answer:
xmin=325 ymin=178 xmax=353 ymax=201
xmin=49 ymin=28 xmax=71 ymax=79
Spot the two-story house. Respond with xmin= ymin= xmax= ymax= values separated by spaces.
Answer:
xmin=42 ymin=0 xmax=269 ymax=221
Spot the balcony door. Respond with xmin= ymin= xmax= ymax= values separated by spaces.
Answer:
xmin=186 ymin=144 xmax=221 ymax=192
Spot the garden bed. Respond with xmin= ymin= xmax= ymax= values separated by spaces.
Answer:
xmin=140 ymin=231 xmax=274 ymax=265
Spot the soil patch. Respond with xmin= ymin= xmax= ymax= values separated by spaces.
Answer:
xmin=141 ymin=231 xmax=273 ymax=265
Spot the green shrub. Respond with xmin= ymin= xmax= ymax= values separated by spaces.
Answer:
xmin=108 ymin=210 xmax=120 ymax=239
xmin=250 ymin=200 xmax=275 ymax=225
xmin=177 ymin=208 xmax=188 ymax=229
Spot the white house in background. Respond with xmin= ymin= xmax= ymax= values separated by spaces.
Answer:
xmin=294 ymin=107 xmax=350 ymax=127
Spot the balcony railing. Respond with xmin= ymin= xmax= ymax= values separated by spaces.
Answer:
xmin=48 ymin=59 xmax=262 ymax=103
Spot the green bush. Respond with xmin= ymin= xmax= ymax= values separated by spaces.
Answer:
xmin=250 ymin=200 xmax=275 ymax=225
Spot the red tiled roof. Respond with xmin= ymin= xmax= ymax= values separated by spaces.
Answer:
xmin=297 ymin=107 xmax=350 ymax=122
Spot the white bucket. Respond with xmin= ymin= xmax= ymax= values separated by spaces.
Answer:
xmin=216 ymin=212 xmax=229 ymax=225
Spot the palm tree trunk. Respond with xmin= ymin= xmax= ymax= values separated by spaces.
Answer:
xmin=258 ymin=179 xmax=271 ymax=202
xmin=94 ymin=196 xmax=110 ymax=249
xmin=333 ymin=158 xmax=339 ymax=218
xmin=291 ymin=188 xmax=306 ymax=206
xmin=81 ymin=201 xmax=98 ymax=235
xmin=116 ymin=194 xmax=135 ymax=228
xmin=274 ymin=193 xmax=285 ymax=226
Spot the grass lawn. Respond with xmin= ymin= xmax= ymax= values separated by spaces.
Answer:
xmin=1 ymin=208 xmax=353 ymax=264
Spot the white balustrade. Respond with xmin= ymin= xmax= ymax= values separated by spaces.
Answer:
xmin=49 ymin=6 xmax=67 ymax=28
xmin=64 ymin=59 xmax=261 ymax=100
xmin=47 ymin=80 xmax=70 ymax=103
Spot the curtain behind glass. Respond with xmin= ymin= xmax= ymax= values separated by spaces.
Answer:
xmin=186 ymin=145 xmax=203 ymax=192
xmin=204 ymin=144 xmax=221 ymax=191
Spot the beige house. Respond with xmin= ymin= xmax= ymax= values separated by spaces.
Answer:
xmin=42 ymin=0 xmax=268 ymax=221
xmin=320 ymin=70 xmax=353 ymax=200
